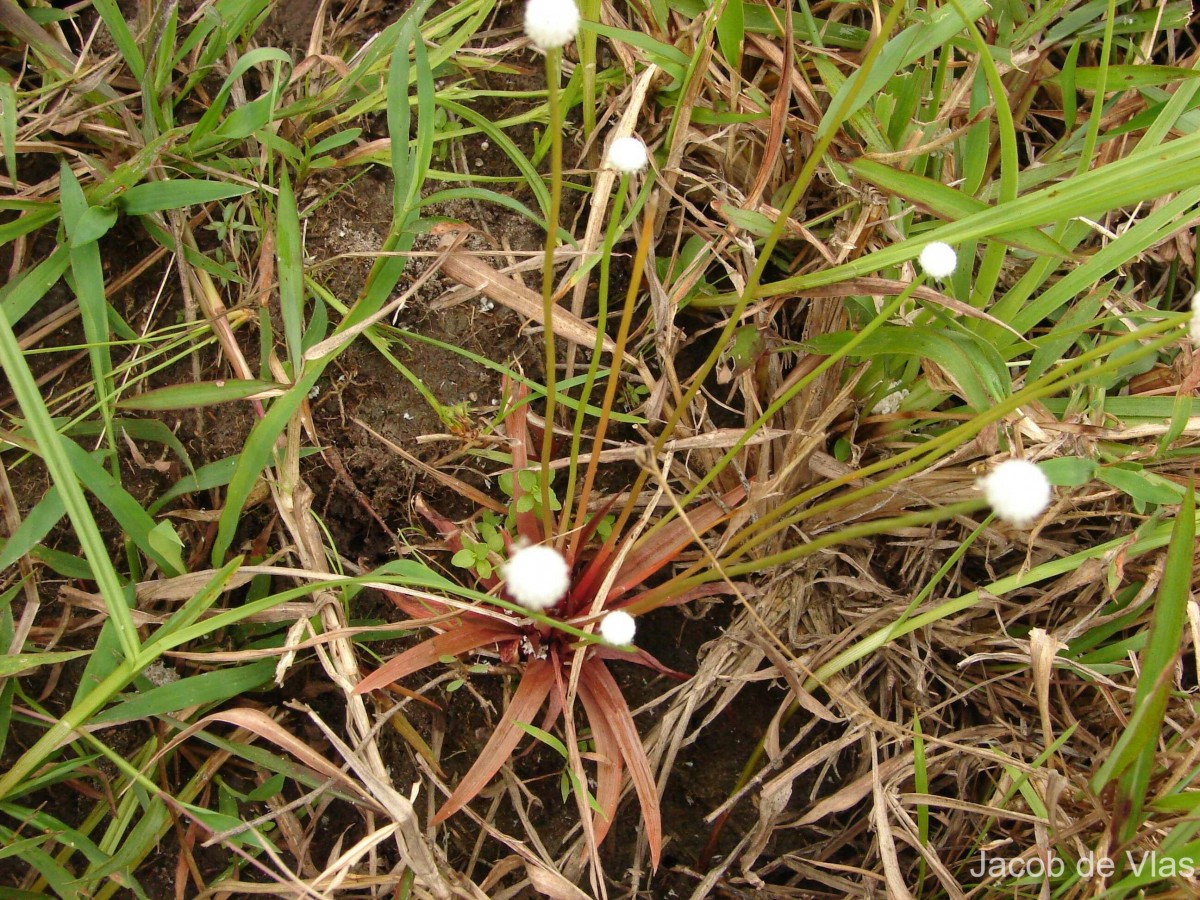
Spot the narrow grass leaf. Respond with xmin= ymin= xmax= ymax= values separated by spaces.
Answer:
xmin=188 ymin=48 xmax=292 ymax=148
xmin=716 ymin=0 xmax=744 ymax=70
xmin=118 ymin=180 xmax=252 ymax=215
xmin=0 ymin=485 xmax=64 ymax=572
xmin=849 ymin=158 xmax=1070 ymax=258
xmin=92 ymin=660 xmax=275 ymax=725
xmin=0 ymin=203 xmax=59 ymax=246
xmin=276 ymin=167 xmax=304 ymax=370
xmin=117 ymin=379 xmax=286 ymax=411
xmin=1 ymin=245 xmax=70 ymax=325
xmin=60 ymin=441 xmax=183 ymax=576
xmin=212 ymin=375 xmax=316 ymax=564
xmin=0 ymin=81 xmax=16 ymax=188
xmin=0 ymin=650 xmax=90 ymax=677
xmin=0 ymin=274 xmax=139 ymax=664
xmin=147 ymin=556 xmax=244 ymax=653
xmin=1091 ymin=488 xmax=1194 ymax=803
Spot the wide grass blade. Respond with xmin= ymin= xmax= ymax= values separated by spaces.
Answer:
xmin=276 ymin=167 xmax=305 ymax=371
xmin=118 ymin=180 xmax=252 ymax=215
xmin=117 ymin=378 xmax=286 ymax=411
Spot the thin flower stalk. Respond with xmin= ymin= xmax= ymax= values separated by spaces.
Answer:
xmin=557 ymin=172 xmax=633 ymax=542
xmin=566 ymin=3 xmax=911 ymax=581
xmin=712 ymin=318 xmax=1183 ymax=568
xmin=634 ymin=268 xmax=920 ymax=550
xmin=567 ymin=204 xmax=656 ymax=560
xmin=538 ymin=46 xmax=565 ymax=538
xmin=634 ymin=0 xmax=909 ymax=480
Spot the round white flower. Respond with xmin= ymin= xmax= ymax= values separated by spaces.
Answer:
xmin=524 ymin=0 xmax=580 ymax=51
xmin=1190 ymin=291 xmax=1200 ymax=344
xmin=606 ymin=136 xmax=648 ymax=174
xmin=598 ymin=610 xmax=636 ymax=646
xmin=503 ymin=543 xmax=570 ymax=611
xmin=871 ymin=388 xmax=909 ymax=416
xmin=980 ymin=459 xmax=1052 ymax=528
xmin=918 ymin=242 xmax=957 ymax=280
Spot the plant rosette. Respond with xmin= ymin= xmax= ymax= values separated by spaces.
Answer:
xmin=355 ymin=381 xmax=745 ymax=868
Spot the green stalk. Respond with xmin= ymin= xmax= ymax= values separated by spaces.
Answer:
xmin=559 ymin=174 xmax=630 ymax=543
xmin=0 ymin=285 xmax=140 ymax=665
xmin=622 ymin=500 xmax=986 ymax=616
xmin=539 ymin=47 xmax=565 ymax=539
xmin=718 ymin=321 xmax=1183 ymax=566
xmin=579 ymin=0 xmax=600 ymax=140
xmin=589 ymin=0 xmax=909 ymax=566
xmin=648 ymin=0 xmax=908 ymax=461
xmin=0 ymin=661 xmax=140 ymax=799
xmin=568 ymin=204 xmax=656 ymax=557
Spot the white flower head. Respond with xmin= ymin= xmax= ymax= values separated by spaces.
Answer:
xmin=599 ymin=610 xmax=636 ymax=646
xmin=606 ymin=136 xmax=648 ymax=174
xmin=918 ymin=242 xmax=957 ymax=280
xmin=1190 ymin=291 xmax=1200 ymax=344
xmin=503 ymin=543 xmax=570 ymax=611
xmin=980 ymin=459 xmax=1052 ymax=528
xmin=871 ymin=387 xmax=909 ymax=416
xmin=524 ymin=0 xmax=580 ymax=51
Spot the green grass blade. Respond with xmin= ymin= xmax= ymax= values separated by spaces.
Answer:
xmin=116 ymin=379 xmax=286 ymax=411
xmin=118 ymin=180 xmax=252 ymax=215
xmin=276 ymin=167 xmax=305 ymax=372
xmin=0 ymin=484 xmax=64 ymax=572
xmin=1092 ymin=487 xmax=1195 ymax=832
xmin=59 ymin=441 xmax=183 ymax=576
xmin=0 ymin=80 xmax=16 ymax=188
xmin=91 ymin=660 xmax=274 ymax=725
xmin=0 ymin=290 xmax=139 ymax=668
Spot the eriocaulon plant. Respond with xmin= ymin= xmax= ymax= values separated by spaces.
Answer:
xmin=355 ymin=381 xmax=747 ymax=869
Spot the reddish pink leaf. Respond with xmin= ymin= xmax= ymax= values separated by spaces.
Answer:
xmin=577 ymin=673 xmax=624 ymax=848
xmin=593 ymin=646 xmax=690 ymax=681
xmin=432 ymin=659 xmax=556 ymax=824
xmin=580 ymin=661 xmax=662 ymax=870
xmin=384 ymin=588 xmax=454 ymax=621
xmin=616 ymin=582 xmax=739 ymax=615
xmin=500 ymin=381 xmax=542 ymax=542
xmin=354 ymin=623 xmax=517 ymax=694
xmin=608 ymin=485 xmax=746 ymax=600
